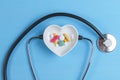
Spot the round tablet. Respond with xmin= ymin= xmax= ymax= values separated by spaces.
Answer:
xmin=60 ymin=35 xmax=65 ymax=40
xmin=50 ymin=34 xmax=54 ymax=38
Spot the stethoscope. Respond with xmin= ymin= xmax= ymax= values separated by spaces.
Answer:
xmin=3 ymin=12 xmax=117 ymax=80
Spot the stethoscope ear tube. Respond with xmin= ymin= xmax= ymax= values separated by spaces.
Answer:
xmin=26 ymin=35 xmax=94 ymax=80
xmin=3 ymin=12 xmax=114 ymax=80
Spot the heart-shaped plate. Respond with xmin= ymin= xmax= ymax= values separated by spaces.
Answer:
xmin=43 ymin=24 xmax=78 ymax=57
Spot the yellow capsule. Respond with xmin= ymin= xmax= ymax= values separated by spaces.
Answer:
xmin=53 ymin=33 xmax=57 ymax=36
xmin=63 ymin=33 xmax=71 ymax=42
xmin=64 ymin=39 xmax=68 ymax=42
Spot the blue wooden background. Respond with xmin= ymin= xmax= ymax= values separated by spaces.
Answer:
xmin=0 ymin=0 xmax=120 ymax=80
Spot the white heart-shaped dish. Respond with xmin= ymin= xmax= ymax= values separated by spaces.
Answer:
xmin=43 ymin=24 xmax=78 ymax=57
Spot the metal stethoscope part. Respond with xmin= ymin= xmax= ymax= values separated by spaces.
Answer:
xmin=97 ymin=34 xmax=117 ymax=53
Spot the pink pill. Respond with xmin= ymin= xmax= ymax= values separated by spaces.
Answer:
xmin=50 ymin=35 xmax=60 ymax=42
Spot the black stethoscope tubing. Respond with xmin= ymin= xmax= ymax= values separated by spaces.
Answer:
xmin=3 ymin=12 xmax=104 ymax=80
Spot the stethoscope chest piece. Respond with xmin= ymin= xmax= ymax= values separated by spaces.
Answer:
xmin=97 ymin=34 xmax=117 ymax=53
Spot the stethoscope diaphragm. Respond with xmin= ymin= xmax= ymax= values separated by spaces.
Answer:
xmin=97 ymin=34 xmax=117 ymax=52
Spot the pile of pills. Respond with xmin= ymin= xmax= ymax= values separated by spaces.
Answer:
xmin=50 ymin=33 xmax=71 ymax=47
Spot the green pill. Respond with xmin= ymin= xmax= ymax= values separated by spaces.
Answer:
xmin=58 ymin=40 xmax=65 ymax=46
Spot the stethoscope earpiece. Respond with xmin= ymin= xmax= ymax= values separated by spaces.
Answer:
xmin=97 ymin=34 xmax=117 ymax=53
